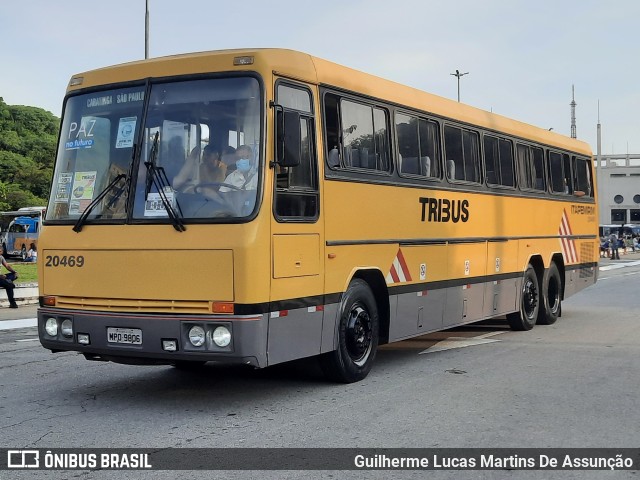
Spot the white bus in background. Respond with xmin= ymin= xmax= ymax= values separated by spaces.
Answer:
xmin=0 ymin=207 xmax=46 ymax=259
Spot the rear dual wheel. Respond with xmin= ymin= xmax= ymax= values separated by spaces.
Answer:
xmin=538 ymin=262 xmax=562 ymax=325
xmin=507 ymin=262 xmax=562 ymax=331
xmin=507 ymin=265 xmax=539 ymax=331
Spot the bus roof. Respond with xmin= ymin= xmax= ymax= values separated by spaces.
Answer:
xmin=67 ymin=48 xmax=592 ymax=156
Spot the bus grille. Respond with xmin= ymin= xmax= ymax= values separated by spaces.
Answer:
xmin=53 ymin=296 xmax=213 ymax=314
xmin=580 ymin=242 xmax=595 ymax=278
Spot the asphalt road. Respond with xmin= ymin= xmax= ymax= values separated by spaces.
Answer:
xmin=1 ymin=258 xmax=639 ymax=479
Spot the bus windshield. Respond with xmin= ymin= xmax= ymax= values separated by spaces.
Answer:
xmin=47 ymin=76 xmax=262 ymax=223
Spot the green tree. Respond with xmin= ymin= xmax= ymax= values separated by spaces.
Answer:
xmin=0 ymin=97 xmax=59 ymax=210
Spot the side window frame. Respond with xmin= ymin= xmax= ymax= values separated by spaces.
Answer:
xmin=572 ymin=155 xmax=594 ymax=198
xmin=444 ymin=123 xmax=481 ymax=184
xmin=548 ymin=149 xmax=566 ymax=194
xmin=273 ymin=80 xmax=319 ymax=223
xmin=322 ymin=92 xmax=392 ymax=175
xmin=484 ymin=133 xmax=515 ymax=189
xmin=395 ymin=110 xmax=442 ymax=180
xmin=517 ymin=143 xmax=547 ymax=193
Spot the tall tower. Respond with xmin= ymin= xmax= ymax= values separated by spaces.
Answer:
xmin=570 ymin=85 xmax=577 ymax=138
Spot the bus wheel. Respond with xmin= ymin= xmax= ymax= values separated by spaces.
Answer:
xmin=507 ymin=265 xmax=539 ymax=331
xmin=320 ymin=279 xmax=379 ymax=383
xmin=538 ymin=262 xmax=562 ymax=325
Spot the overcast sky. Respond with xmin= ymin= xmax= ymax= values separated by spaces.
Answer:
xmin=1 ymin=0 xmax=638 ymax=154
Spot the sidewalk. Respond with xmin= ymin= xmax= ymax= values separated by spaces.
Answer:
xmin=0 ymin=282 xmax=39 ymax=307
xmin=599 ymin=248 xmax=640 ymax=265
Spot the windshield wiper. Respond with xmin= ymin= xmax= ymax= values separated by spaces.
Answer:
xmin=72 ymin=173 xmax=128 ymax=232
xmin=144 ymin=132 xmax=186 ymax=232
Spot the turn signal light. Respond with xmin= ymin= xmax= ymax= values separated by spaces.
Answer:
xmin=211 ymin=302 xmax=234 ymax=314
xmin=43 ymin=296 xmax=57 ymax=306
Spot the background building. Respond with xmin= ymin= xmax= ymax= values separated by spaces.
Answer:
xmin=596 ymin=154 xmax=640 ymax=226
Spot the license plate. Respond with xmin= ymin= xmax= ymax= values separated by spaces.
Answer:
xmin=107 ymin=327 xmax=142 ymax=345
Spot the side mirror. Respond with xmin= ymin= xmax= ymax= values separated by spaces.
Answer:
xmin=276 ymin=109 xmax=301 ymax=168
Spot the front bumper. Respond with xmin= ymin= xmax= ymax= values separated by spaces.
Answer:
xmin=38 ymin=307 xmax=268 ymax=367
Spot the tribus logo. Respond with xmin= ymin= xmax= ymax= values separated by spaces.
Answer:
xmin=419 ymin=197 xmax=470 ymax=223
xmin=7 ymin=450 xmax=39 ymax=468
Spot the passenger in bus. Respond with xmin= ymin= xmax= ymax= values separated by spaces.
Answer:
xmin=26 ymin=243 xmax=37 ymax=263
xmin=220 ymin=146 xmax=237 ymax=173
xmin=200 ymin=146 xmax=227 ymax=184
xmin=0 ymin=254 xmax=19 ymax=308
xmin=220 ymin=145 xmax=257 ymax=191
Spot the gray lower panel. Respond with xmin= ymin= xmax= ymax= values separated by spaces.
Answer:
xmin=388 ymin=278 xmax=521 ymax=342
xmin=483 ymin=278 xmax=518 ymax=318
xmin=564 ymin=265 xmax=597 ymax=299
xmin=391 ymin=288 xmax=445 ymax=340
xmin=267 ymin=307 xmax=323 ymax=366
xmin=443 ymin=283 xmax=485 ymax=329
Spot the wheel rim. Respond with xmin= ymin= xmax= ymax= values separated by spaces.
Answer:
xmin=548 ymin=276 xmax=560 ymax=314
xmin=523 ymin=277 xmax=538 ymax=320
xmin=345 ymin=305 xmax=373 ymax=366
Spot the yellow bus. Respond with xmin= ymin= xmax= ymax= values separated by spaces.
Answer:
xmin=38 ymin=49 xmax=598 ymax=382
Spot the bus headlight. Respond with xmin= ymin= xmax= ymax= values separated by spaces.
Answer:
xmin=212 ymin=326 xmax=231 ymax=347
xmin=60 ymin=319 xmax=74 ymax=338
xmin=188 ymin=326 xmax=206 ymax=347
xmin=45 ymin=318 xmax=58 ymax=337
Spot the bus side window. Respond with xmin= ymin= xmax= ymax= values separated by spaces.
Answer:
xmin=323 ymin=93 xmax=342 ymax=169
xmin=396 ymin=113 xmax=440 ymax=179
xmin=517 ymin=144 xmax=546 ymax=192
xmin=573 ymin=156 xmax=593 ymax=197
xmin=444 ymin=125 xmax=479 ymax=183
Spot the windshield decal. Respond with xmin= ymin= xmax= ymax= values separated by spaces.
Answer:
xmin=69 ymin=171 xmax=97 ymax=215
xmin=144 ymin=187 xmax=177 ymax=217
xmin=65 ymin=118 xmax=96 ymax=150
xmin=54 ymin=173 xmax=73 ymax=203
xmin=116 ymin=117 xmax=137 ymax=149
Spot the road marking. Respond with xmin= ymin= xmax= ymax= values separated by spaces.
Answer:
xmin=599 ymin=260 xmax=640 ymax=271
xmin=419 ymin=331 xmax=503 ymax=355
xmin=599 ymin=270 xmax=640 ymax=281
xmin=0 ymin=318 xmax=37 ymax=331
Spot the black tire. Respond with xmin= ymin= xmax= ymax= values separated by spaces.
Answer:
xmin=538 ymin=262 xmax=562 ymax=325
xmin=320 ymin=279 xmax=379 ymax=383
xmin=507 ymin=264 xmax=540 ymax=331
